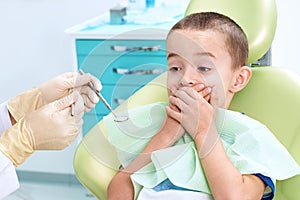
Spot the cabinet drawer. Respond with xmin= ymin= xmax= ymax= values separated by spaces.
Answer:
xmin=79 ymin=55 xmax=167 ymax=85
xmin=76 ymin=39 xmax=166 ymax=56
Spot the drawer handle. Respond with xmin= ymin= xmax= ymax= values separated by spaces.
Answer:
xmin=111 ymin=45 xmax=161 ymax=52
xmin=114 ymin=98 xmax=125 ymax=105
xmin=113 ymin=68 xmax=163 ymax=75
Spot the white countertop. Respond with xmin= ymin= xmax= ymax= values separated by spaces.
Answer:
xmin=65 ymin=6 xmax=185 ymax=39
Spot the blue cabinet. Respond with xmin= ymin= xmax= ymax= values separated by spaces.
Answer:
xmin=66 ymin=10 xmax=184 ymax=135
xmin=76 ymin=39 xmax=168 ymax=134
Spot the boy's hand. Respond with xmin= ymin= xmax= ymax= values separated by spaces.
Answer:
xmin=166 ymin=84 xmax=214 ymax=139
xmin=158 ymin=107 xmax=185 ymax=146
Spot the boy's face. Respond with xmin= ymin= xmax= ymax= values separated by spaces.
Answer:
xmin=166 ymin=30 xmax=239 ymax=108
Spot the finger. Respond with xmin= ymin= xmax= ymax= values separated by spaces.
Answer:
xmin=204 ymin=93 xmax=211 ymax=102
xmin=52 ymin=91 xmax=79 ymax=111
xmin=74 ymin=73 xmax=102 ymax=92
xmin=71 ymin=86 xmax=95 ymax=111
xmin=52 ymin=91 xmax=84 ymax=115
xmin=172 ymin=88 xmax=194 ymax=105
xmin=73 ymin=93 xmax=85 ymax=115
xmin=82 ymin=94 xmax=94 ymax=112
xmin=168 ymin=101 xmax=180 ymax=112
xmin=166 ymin=106 xmax=181 ymax=123
xmin=80 ymin=85 xmax=100 ymax=104
xmin=169 ymin=95 xmax=186 ymax=112
xmin=177 ymin=87 xmax=200 ymax=101
xmin=200 ymin=87 xmax=212 ymax=100
xmin=193 ymin=83 xmax=205 ymax=92
xmin=89 ymin=74 xmax=102 ymax=92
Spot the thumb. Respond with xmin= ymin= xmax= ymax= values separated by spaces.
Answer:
xmin=52 ymin=91 xmax=84 ymax=114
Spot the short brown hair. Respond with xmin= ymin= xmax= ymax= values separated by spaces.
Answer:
xmin=168 ymin=12 xmax=248 ymax=69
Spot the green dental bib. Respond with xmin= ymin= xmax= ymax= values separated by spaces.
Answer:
xmin=104 ymin=102 xmax=300 ymax=198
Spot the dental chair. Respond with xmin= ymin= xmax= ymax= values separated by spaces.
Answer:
xmin=73 ymin=0 xmax=300 ymax=199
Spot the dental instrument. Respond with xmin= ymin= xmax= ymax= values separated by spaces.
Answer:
xmin=77 ymin=70 xmax=128 ymax=122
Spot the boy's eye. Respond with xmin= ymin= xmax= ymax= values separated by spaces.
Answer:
xmin=197 ymin=66 xmax=211 ymax=72
xmin=169 ymin=66 xmax=182 ymax=71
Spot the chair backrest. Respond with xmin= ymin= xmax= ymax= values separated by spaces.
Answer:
xmin=185 ymin=0 xmax=277 ymax=64
xmin=229 ymin=67 xmax=300 ymax=199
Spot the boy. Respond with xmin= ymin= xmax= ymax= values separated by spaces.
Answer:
xmin=105 ymin=12 xmax=300 ymax=199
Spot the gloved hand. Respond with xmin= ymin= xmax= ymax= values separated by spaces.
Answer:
xmin=7 ymin=72 xmax=101 ymax=122
xmin=38 ymin=72 xmax=102 ymax=111
xmin=0 ymin=91 xmax=84 ymax=166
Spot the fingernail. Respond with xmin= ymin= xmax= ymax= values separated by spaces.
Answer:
xmin=197 ymin=84 xmax=205 ymax=89
xmin=206 ymin=87 xmax=212 ymax=93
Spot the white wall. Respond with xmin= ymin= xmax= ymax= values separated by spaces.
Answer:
xmin=0 ymin=0 xmax=117 ymax=174
xmin=0 ymin=0 xmax=117 ymax=103
xmin=272 ymin=0 xmax=300 ymax=73
xmin=0 ymin=0 xmax=299 ymax=174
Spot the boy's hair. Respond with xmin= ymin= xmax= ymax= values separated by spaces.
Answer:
xmin=168 ymin=12 xmax=248 ymax=69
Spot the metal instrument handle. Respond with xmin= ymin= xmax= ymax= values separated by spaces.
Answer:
xmin=111 ymin=45 xmax=161 ymax=52
xmin=113 ymin=68 xmax=163 ymax=75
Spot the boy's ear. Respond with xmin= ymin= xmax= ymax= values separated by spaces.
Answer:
xmin=229 ymin=66 xmax=252 ymax=93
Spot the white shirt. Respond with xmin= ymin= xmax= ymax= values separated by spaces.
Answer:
xmin=138 ymin=188 xmax=214 ymax=200
xmin=0 ymin=102 xmax=19 ymax=199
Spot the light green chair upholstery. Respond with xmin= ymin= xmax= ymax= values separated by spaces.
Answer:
xmin=73 ymin=0 xmax=300 ymax=199
xmin=230 ymin=67 xmax=300 ymax=200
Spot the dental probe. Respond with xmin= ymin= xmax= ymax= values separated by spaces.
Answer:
xmin=78 ymin=70 xmax=128 ymax=122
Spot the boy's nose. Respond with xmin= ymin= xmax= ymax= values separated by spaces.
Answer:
xmin=179 ymin=78 xmax=195 ymax=87
xmin=179 ymin=67 xmax=198 ymax=87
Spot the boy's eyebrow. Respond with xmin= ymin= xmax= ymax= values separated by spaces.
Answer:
xmin=167 ymin=52 xmax=216 ymax=60
xmin=194 ymin=52 xmax=216 ymax=58
xmin=166 ymin=52 xmax=179 ymax=60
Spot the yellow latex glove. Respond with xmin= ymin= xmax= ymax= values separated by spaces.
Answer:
xmin=0 ymin=91 xmax=84 ymax=166
xmin=7 ymin=87 xmax=46 ymax=122
xmin=38 ymin=72 xmax=102 ymax=112
xmin=7 ymin=72 xmax=101 ymax=122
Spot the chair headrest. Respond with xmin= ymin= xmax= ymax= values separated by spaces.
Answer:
xmin=185 ymin=0 xmax=277 ymax=65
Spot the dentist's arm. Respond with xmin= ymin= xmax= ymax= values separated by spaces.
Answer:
xmin=0 ymin=102 xmax=19 ymax=199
